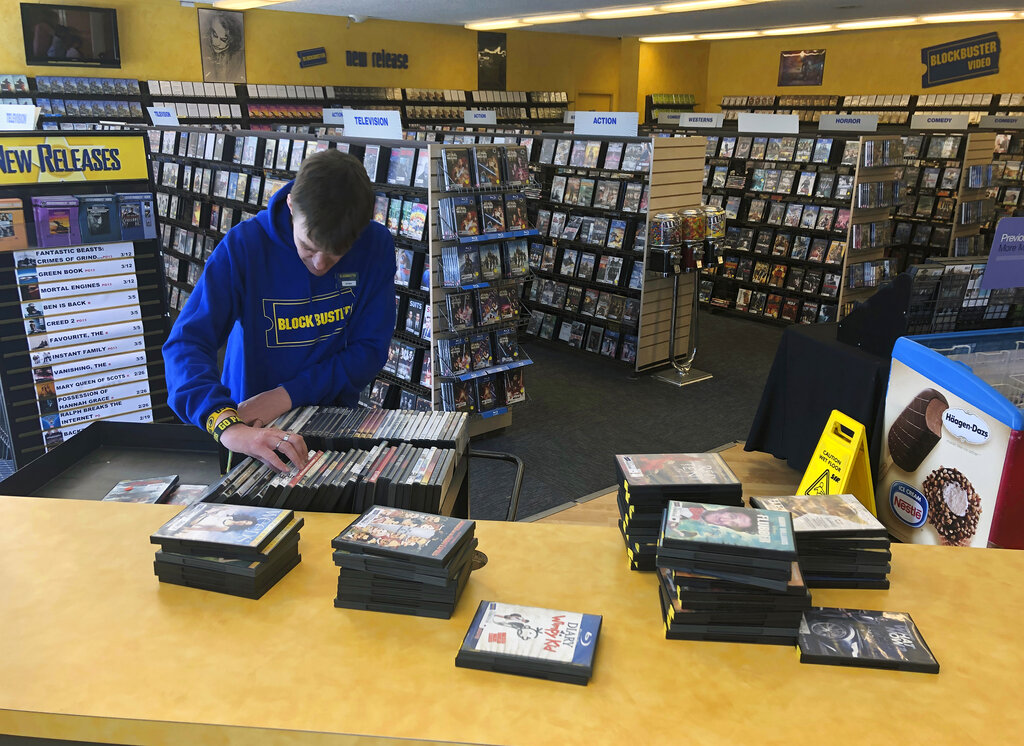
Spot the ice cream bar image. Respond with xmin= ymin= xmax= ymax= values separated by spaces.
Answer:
xmin=887 ymin=388 xmax=949 ymax=472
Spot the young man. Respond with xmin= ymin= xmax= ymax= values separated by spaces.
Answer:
xmin=163 ymin=150 xmax=396 ymax=472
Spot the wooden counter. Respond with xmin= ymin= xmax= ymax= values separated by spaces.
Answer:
xmin=2 ymin=495 xmax=1023 ymax=745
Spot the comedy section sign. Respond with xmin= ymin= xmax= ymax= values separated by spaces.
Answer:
xmin=921 ymin=32 xmax=999 ymax=88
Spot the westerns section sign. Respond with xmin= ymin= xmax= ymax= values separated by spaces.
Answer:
xmin=921 ymin=33 xmax=999 ymax=88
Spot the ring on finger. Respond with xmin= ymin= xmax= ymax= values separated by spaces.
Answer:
xmin=282 ymin=434 xmax=290 ymax=443
xmin=275 ymin=439 xmax=283 ymax=450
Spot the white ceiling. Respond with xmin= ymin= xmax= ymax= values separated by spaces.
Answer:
xmin=262 ymin=0 xmax=1021 ymax=37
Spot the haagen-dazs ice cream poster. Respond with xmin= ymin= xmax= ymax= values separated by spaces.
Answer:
xmin=877 ymin=337 xmax=1024 ymax=548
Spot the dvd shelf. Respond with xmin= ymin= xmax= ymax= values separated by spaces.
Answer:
xmin=894 ymin=131 xmax=996 ymax=262
xmin=986 ymin=131 xmax=1024 ymax=251
xmin=145 ymin=126 xmax=439 ymax=414
xmin=144 ymin=80 xmax=244 ymax=128
xmin=430 ymin=142 xmax=537 ymax=434
xmin=699 ymin=131 xmax=860 ymax=324
xmin=906 ymin=258 xmax=1024 ymax=334
xmin=645 ymin=93 xmax=697 ymax=124
xmin=838 ymin=134 xmax=905 ymax=317
xmin=523 ymin=133 xmax=706 ymax=370
xmin=145 ymin=127 xmax=530 ymax=428
xmin=0 ymin=73 xmax=568 ymax=131
xmin=0 ymin=73 xmax=147 ymax=131
xmin=720 ymin=93 xmax=999 ymax=126
xmin=246 ymin=83 xmax=328 ymax=127
xmin=720 ymin=95 xmax=842 ymax=123
xmin=0 ymin=131 xmax=172 ymax=469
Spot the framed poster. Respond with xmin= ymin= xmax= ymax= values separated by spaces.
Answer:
xmin=197 ymin=8 xmax=246 ymax=84
xmin=477 ymin=31 xmax=506 ymax=91
xmin=778 ymin=49 xmax=825 ymax=87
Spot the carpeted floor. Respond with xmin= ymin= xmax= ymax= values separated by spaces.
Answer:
xmin=468 ymin=310 xmax=785 ymax=520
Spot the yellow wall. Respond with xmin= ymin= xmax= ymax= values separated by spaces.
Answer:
xmin=0 ymin=0 xmax=619 ymax=105
xmin=703 ymin=20 xmax=1024 ymax=110
xmin=637 ymin=41 xmax=710 ymax=114
xmin=506 ymin=29 xmax=621 ymax=109
xmin=6 ymin=2 xmax=1024 ymax=119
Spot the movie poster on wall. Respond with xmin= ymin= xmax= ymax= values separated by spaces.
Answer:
xmin=478 ymin=31 xmax=506 ymax=91
xmin=198 ymin=8 xmax=246 ymax=84
xmin=778 ymin=49 xmax=825 ymax=86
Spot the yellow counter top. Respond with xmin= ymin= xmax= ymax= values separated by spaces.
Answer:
xmin=1 ymin=495 xmax=1022 ymax=745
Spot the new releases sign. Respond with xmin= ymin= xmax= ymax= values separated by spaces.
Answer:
xmin=346 ymin=49 xmax=409 ymax=69
xmin=921 ymin=32 xmax=999 ymax=88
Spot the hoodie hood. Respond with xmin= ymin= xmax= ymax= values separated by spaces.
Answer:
xmin=255 ymin=180 xmax=296 ymax=251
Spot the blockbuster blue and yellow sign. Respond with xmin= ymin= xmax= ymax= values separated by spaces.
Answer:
xmin=921 ymin=32 xmax=1000 ymax=88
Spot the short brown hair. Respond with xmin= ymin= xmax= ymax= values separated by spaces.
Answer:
xmin=290 ymin=149 xmax=373 ymax=255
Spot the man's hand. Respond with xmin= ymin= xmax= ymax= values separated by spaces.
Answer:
xmin=238 ymin=386 xmax=293 ymax=428
xmin=219 ymin=422 xmax=309 ymax=473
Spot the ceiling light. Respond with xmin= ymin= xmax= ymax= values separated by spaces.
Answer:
xmin=464 ymin=19 xmax=533 ymax=30
xmin=658 ymin=0 xmax=743 ymax=11
xmin=520 ymin=12 xmax=585 ymax=24
xmin=639 ymin=33 xmax=699 ymax=42
xmin=585 ymin=6 xmax=659 ymax=19
xmin=920 ymin=11 xmax=1016 ymax=24
xmin=213 ymin=0 xmax=291 ymax=8
xmin=761 ymin=24 xmax=834 ymax=35
xmin=836 ymin=17 xmax=917 ymax=30
xmin=697 ymin=29 xmax=760 ymax=39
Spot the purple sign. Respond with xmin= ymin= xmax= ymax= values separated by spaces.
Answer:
xmin=981 ymin=217 xmax=1024 ymax=290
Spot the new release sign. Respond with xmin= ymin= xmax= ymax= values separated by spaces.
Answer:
xmin=0 ymin=134 xmax=149 ymax=185
xmin=921 ymin=32 xmax=999 ymax=88
xmin=341 ymin=109 xmax=403 ymax=140
xmin=573 ymin=111 xmax=639 ymax=137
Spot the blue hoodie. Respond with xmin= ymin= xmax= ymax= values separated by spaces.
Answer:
xmin=163 ymin=182 xmax=396 ymax=429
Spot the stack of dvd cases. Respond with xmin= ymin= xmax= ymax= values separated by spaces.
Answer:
xmin=614 ymin=453 xmax=743 ymax=571
xmin=751 ymin=494 xmax=892 ymax=589
xmin=271 ymin=407 xmax=469 ymax=454
xmin=203 ymin=443 xmax=458 ymax=514
xmin=656 ymin=501 xmax=810 ymax=644
xmin=456 ymin=601 xmax=602 ymax=685
xmin=331 ymin=506 xmax=476 ymax=619
xmin=150 ymin=503 xmax=303 ymax=599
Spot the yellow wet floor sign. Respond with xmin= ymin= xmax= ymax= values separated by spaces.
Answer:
xmin=797 ymin=410 xmax=876 ymax=515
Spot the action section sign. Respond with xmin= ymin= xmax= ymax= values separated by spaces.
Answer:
xmin=921 ymin=32 xmax=999 ymax=88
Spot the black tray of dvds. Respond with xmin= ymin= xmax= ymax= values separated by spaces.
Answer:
xmin=0 ymin=421 xmax=221 ymax=500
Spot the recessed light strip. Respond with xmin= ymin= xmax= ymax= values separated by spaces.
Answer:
xmin=464 ymin=0 xmax=777 ymax=29
xmin=640 ymin=8 xmax=1021 ymax=42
